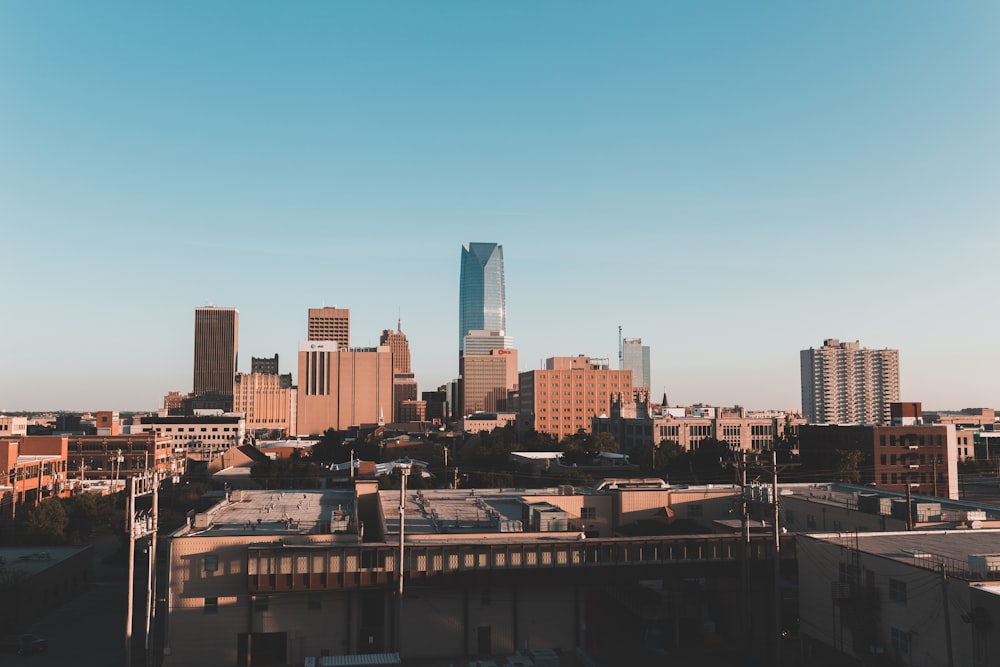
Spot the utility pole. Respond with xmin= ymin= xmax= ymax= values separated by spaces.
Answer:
xmin=772 ymin=448 xmax=782 ymax=667
xmin=125 ymin=476 xmax=136 ymax=667
xmin=396 ymin=465 xmax=410 ymax=653
xmin=941 ymin=564 xmax=955 ymax=667
xmin=145 ymin=476 xmax=158 ymax=667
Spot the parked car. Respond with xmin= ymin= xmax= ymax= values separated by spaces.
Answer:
xmin=0 ymin=634 xmax=48 ymax=655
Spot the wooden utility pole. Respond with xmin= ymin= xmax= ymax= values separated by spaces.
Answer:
xmin=772 ymin=448 xmax=782 ymax=667
xmin=941 ymin=564 xmax=955 ymax=667
xmin=125 ymin=476 xmax=136 ymax=667
xmin=145 ymin=477 xmax=158 ymax=667
xmin=397 ymin=465 xmax=410 ymax=653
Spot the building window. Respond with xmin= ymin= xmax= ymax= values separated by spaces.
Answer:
xmin=254 ymin=595 xmax=269 ymax=611
xmin=889 ymin=578 xmax=907 ymax=604
xmin=806 ymin=514 xmax=817 ymax=529
xmin=204 ymin=555 xmax=219 ymax=572
xmin=581 ymin=507 xmax=596 ymax=520
xmin=204 ymin=597 xmax=218 ymax=614
xmin=891 ymin=627 xmax=910 ymax=654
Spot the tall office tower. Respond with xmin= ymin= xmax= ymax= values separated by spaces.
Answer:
xmin=193 ymin=307 xmax=239 ymax=401
xmin=307 ymin=307 xmax=350 ymax=346
xmin=800 ymin=339 xmax=900 ymax=425
xmin=459 ymin=243 xmax=505 ymax=352
xmin=518 ymin=355 xmax=633 ymax=441
xmin=296 ymin=342 xmax=393 ymax=435
xmin=622 ymin=338 xmax=651 ymax=390
xmin=380 ymin=322 xmax=411 ymax=374
xmin=381 ymin=322 xmax=415 ymax=422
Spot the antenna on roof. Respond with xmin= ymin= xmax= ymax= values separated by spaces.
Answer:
xmin=618 ymin=325 xmax=623 ymax=370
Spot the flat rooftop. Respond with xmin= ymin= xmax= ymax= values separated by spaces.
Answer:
xmin=809 ymin=529 xmax=1000 ymax=570
xmin=380 ymin=487 xmax=582 ymax=536
xmin=174 ymin=489 xmax=355 ymax=538
xmin=0 ymin=546 xmax=91 ymax=577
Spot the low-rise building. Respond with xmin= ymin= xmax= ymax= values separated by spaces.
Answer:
xmin=798 ymin=529 xmax=1000 ymax=665
xmin=798 ymin=423 xmax=959 ymax=499
xmin=0 ymin=436 xmax=69 ymax=518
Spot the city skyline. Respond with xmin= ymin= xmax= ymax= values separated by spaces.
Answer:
xmin=4 ymin=3 xmax=1000 ymax=412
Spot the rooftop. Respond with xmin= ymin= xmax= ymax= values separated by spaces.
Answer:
xmin=381 ymin=487 xmax=582 ymax=537
xmin=808 ymin=529 xmax=1000 ymax=578
xmin=173 ymin=489 xmax=355 ymax=538
xmin=0 ymin=546 xmax=91 ymax=577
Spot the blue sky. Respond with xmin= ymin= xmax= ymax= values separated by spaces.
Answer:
xmin=2 ymin=2 xmax=998 ymax=412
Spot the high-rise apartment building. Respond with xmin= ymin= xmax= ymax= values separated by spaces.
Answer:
xmin=800 ymin=338 xmax=900 ymax=425
xmin=308 ymin=307 xmax=350 ymax=346
xmin=193 ymin=307 xmax=239 ymax=405
xmin=296 ymin=342 xmax=393 ymax=435
xmin=459 ymin=243 xmax=505 ymax=352
xmin=622 ymin=338 xmax=650 ymax=390
xmin=518 ymin=356 xmax=633 ymax=441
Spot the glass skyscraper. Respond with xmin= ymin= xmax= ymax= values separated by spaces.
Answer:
xmin=459 ymin=242 xmax=506 ymax=352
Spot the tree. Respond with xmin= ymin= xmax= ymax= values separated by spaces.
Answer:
xmin=311 ymin=429 xmax=350 ymax=463
xmin=832 ymin=449 xmax=865 ymax=484
xmin=689 ymin=438 xmax=736 ymax=483
xmin=23 ymin=497 xmax=69 ymax=545
xmin=250 ymin=459 xmax=323 ymax=489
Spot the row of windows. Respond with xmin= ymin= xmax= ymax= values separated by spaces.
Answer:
xmin=879 ymin=453 xmax=944 ymax=465
xmin=879 ymin=434 xmax=945 ymax=447
xmin=161 ymin=426 xmax=236 ymax=433
xmin=880 ymin=472 xmax=944 ymax=484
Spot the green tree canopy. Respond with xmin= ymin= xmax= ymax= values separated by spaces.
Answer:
xmin=24 ymin=497 xmax=69 ymax=545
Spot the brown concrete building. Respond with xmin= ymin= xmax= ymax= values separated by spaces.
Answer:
xmin=307 ymin=307 xmax=350 ymax=346
xmin=163 ymin=481 xmax=746 ymax=667
xmin=800 ymin=338 xmax=900 ymax=425
xmin=193 ymin=306 xmax=239 ymax=408
xmin=459 ymin=348 xmax=518 ymax=417
xmin=395 ymin=400 xmax=427 ymax=423
xmin=798 ymin=423 xmax=959 ymax=499
xmin=296 ymin=342 xmax=393 ymax=435
xmin=519 ymin=355 xmax=632 ymax=441
xmin=66 ymin=433 xmax=177 ymax=485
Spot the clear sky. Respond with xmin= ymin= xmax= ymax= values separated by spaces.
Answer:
xmin=3 ymin=1 xmax=999 ymax=413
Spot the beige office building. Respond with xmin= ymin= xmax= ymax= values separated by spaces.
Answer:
xmin=296 ymin=342 xmax=393 ymax=435
xmin=800 ymin=338 xmax=900 ymax=425
xmin=233 ymin=372 xmax=297 ymax=435
xmin=307 ymin=307 xmax=350 ymax=346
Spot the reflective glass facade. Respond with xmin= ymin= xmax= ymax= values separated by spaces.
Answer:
xmin=459 ymin=243 xmax=506 ymax=352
